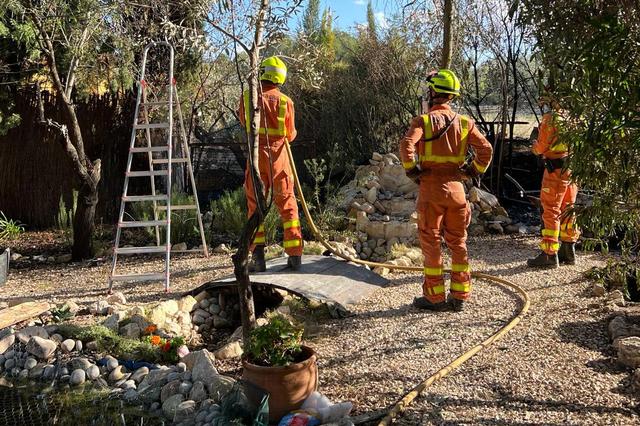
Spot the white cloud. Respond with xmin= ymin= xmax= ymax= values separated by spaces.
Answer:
xmin=374 ymin=11 xmax=389 ymax=29
xmin=354 ymin=0 xmax=366 ymax=5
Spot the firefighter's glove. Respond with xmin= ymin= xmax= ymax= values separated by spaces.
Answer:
xmin=406 ymin=167 xmax=421 ymax=184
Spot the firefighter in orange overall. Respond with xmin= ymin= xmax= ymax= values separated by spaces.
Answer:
xmin=527 ymin=102 xmax=579 ymax=268
xmin=400 ymin=69 xmax=493 ymax=311
xmin=239 ymin=56 xmax=303 ymax=272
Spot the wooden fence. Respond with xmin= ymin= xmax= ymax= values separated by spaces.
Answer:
xmin=0 ymin=88 xmax=135 ymax=228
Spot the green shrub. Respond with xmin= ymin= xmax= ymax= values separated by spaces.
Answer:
xmin=209 ymin=188 xmax=280 ymax=245
xmin=246 ymin=314 xmax=303 ymax=367
xmin=0 ymin=211 xmax=25 ymax=240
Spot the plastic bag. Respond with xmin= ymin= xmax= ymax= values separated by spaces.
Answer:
xmin=300 ymin=392 xmax=353 ymax=423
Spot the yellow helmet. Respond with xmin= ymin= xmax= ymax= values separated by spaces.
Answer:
xmin=427 ymin=69 xmax=461 ymax=96
xmin=260 ymin=56 xmax=287 ymax=85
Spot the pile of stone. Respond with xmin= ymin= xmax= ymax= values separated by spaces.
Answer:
xmin=336 ymin=152 xmax=528 ymax=262
xmin=190 ymin=289 xmax=240 ymax=334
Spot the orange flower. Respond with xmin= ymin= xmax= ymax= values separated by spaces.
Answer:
xmin=150 ymin=335 xmax=162 ymax=346
xmin=145 ymin=325 xmax=158 ymax=334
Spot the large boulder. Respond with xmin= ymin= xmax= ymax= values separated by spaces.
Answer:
xmin=161 ymin=379 xmax=182 ymax=403
xmin=16 ymin=326 xmax=49 ymax=345
xmin=206 ymin=375 xmax=236 ymax=403
xmin=182 ymin=349 xmax=216 ymax=372
xmin=616 ymin=336 xmax=640 ymax=368
xmin=0 ymin=334 xmax=15 ymax=355
xmin=162 ymin=394 xmax=184 ymax=419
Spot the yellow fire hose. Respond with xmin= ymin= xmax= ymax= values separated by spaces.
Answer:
xmin=284 ymin=142 xmax=531 ymax=425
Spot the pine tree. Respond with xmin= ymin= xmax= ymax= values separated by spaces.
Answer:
xmin=366 ymin=0 xmax=377 ymax=41
xmin=302 ymin=0 xmax=321 ymax=39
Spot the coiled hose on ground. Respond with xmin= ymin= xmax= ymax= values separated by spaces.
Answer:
xmin=284 ymin=142 xmax=531 ymax=425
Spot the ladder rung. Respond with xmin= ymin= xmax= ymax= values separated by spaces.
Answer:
xmin=169 ymin=205 xmax=197 ymax=210
xmin=140 ymin=101 xmax=176 ymax=107
xmin=153 ymin=158 xmax=188 ymax=164
xmin=122 ymin=195 xmax=169 ymax=202
xmin=134 ymin=123 xmax=170 ymax=130
xmin=126 ymin=170 xmax=169 ymax=177
xmin=115 ymin=246 xmax=168 ymax=255
xmin=110 ymin=273 xmax=166 ymax=282
xmin=119 ymin=220 xmax=168 ymax=228
xmin=172 ymin=249 xmax=205 ymax=254
xmin=130 ymin=146 xmax=169 ymax=153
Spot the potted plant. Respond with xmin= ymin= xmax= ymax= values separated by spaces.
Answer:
xmin=242 ymin=314 xmax=318 ymax=423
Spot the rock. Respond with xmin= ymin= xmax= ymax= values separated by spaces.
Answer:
xmin=192 ymin=315 xmax=205 ymax=325
xmin=131 ymin=366 xmax=149 ymax=383
xmin=616 ymin=336 xmax=640 ymax=368
xmin=162 ymin=393 xmax=185 ymax=418
xmin=55 ymin=254 xmax=73 ymax=264
xmin=102 ymin=312 xmax=126 ymax=331
xmin=178 ymin=296 xmax=198 ymax=313
xmin=487 ymin=223 xmax=504 ymax=234
xmin=468 ymin=224 xmax=485 ymax=236
xmin=121 ymin=379 xmax=136 ymax=390
xmin=176 ymin=362 xmax=187 ymax=373
xmin=360 ymin=202 xmax=375 ymax=214
xmin=120 ymin=323 xmax=141 ymax=339
xmin=10 ymin=252 xmax=22 ymax=261
xmin=0 ymin=334 xmax=15 ymax=355
xmin=161 ymin=379 xmax=182 ymax=402
xmin=42 ymin=365 xmax=56 ymax=380
xmin=26 ymin=336 xmax=56 ymax=360
xmin=50 ymin=334 xmax=63 ymax=343
xmin=183 ymin=349 xmax=218 ymax=384
xmin=109 ymin=365 xmax=126 ymax=382
xmin=106 ymin=292 xmax=127 ymax=305
xmin=104 ymin=355 xmax=119 ymax=371
xmin=62 ymin=300 xmax=80 ymax=314
xmin=18 ymin=368 xmax=29 ymax=379
xmin=199 ymin=299 xmax=211 ymax=309
xmin=194 ymin=291 xmax=210 ymax=303
xmin=138 ymin=368 xmax=172 ymax=392
xmin=61 ymin=339 xmax=76 ymax=353
xmin=608 ymin=290 xmax=626 ymax=307
xmin=173 ymin=242 xmax=188 ymax=251
xmin=188 ymin=381 xmax=207 ymax=403
xmin=365 ymin=187 xmax=377 ymax=204
xmin=86 ymin=341 xmax=99 ymax=351
xmin=24 ymin=357 xmax=37 ymax=370
xmin=71 ymin=357 xmax=92 ymax=371
xmin=194 ymin=308 xmax=210 ymax=319
xmin=90 ymin=300 xmax=110 ymax=316
xmin=75 ymin=340 xmax=82 ymax=352
xmin=17 ymin=326 xmax=49 ymax=345
xmin=174 ymin=400 xmax=197 ymax=422
xmin=70 ymin=369 xmax=86 ymax=386
xmin=505 ymin=223 xmax=527 ymax=234
xmin=213 ymin=317 xmax=230 ymax=328
xmin=206 ymin=375 xmax=236 ymax=403
xmin=179 ymin=381 xmax=193 ymax=395
xmin=592 ymin=283 xmax=606 ymax=297
xmin=212 ymin=244 xmax=229 ymax=254
xmin=209 ymin=305 xmax=221 ymax=315
xmin=4 ymin=359 xmax=15 ymax=370
xmin=372 ymin=152 xmax=383 ymax=161
xmin=373 ymin=266 xmax=390 ymax=277
xmin=29 ymin=365 xmax=44 ymax=379
xmin=123 ymin=388 xmax=139 ymax=402
xmin=86 ymin=365 xmax=100 ymax=380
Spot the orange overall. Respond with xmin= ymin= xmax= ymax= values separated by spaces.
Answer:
xmin=239 ymin=83 xmax=302 ymax=256
xmin=533 ymin=112 xmax=579 ymax=254
xmin=400 ymin=104 xmax=493 ymax=303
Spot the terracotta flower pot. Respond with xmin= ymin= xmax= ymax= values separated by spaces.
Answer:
xmin=242 ymin=345 xmax=318 ymax=423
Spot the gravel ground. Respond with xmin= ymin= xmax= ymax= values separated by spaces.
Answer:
xmin=1 ymin=233 xmax=637 ymax=425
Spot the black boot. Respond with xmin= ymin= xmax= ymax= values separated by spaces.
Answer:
xmin=527 ymin=251 xmax=559 ymax=268
xmin=448 ymin=297 xmax=466 ymax=312
xmin=413 ymin=297 xmax=449 ymax=311
xmin=558 ymin=242 xmax=576 ymax=265
xmin=248 ymin=247 xmax=266 ymax=272
xmin=287 ymin=255 xmax=302 ymax=271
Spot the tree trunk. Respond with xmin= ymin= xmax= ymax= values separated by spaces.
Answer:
xmin=441 ymin=0 xmax=454 ymax=68
xmin=72 ymin=179 xmax=99 ymax=260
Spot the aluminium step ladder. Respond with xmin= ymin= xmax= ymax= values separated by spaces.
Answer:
xmin=108 ymin=41 xmax=208 ymax=293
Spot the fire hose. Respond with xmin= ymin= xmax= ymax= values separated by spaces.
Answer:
xmin=283 ymin=142 xmax=531 ymax=425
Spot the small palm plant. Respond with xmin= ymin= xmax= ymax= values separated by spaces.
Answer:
xmin=0 ymin=211 xmax=25 ymax=240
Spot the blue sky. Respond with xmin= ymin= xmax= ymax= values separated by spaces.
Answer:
xmin=297 ymin=0 xmax=398 ymax=31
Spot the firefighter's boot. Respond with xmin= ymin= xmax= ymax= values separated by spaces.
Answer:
xmin=413 ymin=297 xmax=449 ymax=311
xmin=287 ymin=255 xmax=302 ymax=271
xmin=558 ymin=242 xmax=576 ymax=265
xmin=249 ymin=247 xmax=266 ymax=272
xmin=527 ymin=251 xmax=559 ymax=268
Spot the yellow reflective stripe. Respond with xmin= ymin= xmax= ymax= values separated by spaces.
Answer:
xmin=419 ymin=114 xmax=467 ymax=164
xmin=426 ymin=285 xmax=445 ymax=295
xmin=451 ymin=264 xmax=470 ymax=273
xmin=472 ymin=159 xmax=487 ymax=173
xmin=403 ymin=160 xmax=417 ymax=170
xmin=541 ymin=229 xmax=560 ymax=238
xmin=549 ymin=142 xmax=568 ymax=152
xmin=253 ymin=236 xmax=265 ymax=244
xmin=424 ymin=266 xmax=443 ymax=276
xmin=283 ymin=219 xmax=300 ymax=229
xmin=244 ymin=91 xmax=288 ymax=137
xmin=539 ymin=241 xmax=560 ymax=251
xmin=257 ymin=225 xmax=265 ymax=232
xmin=451 ymin=281 xmax=471 ymax=293
xmin=283 ymin=239 xmax=301 ymax=248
